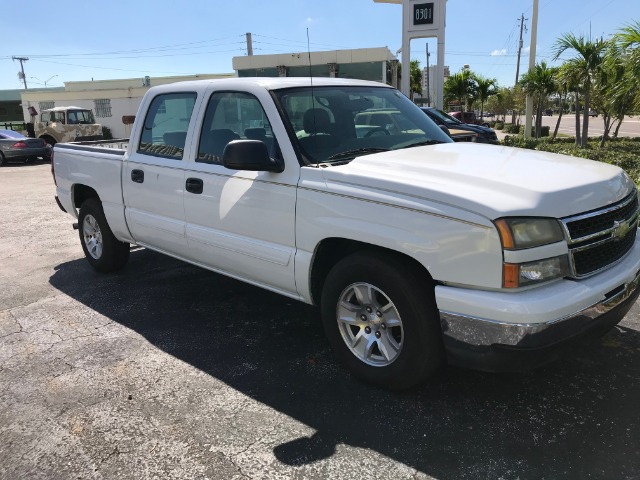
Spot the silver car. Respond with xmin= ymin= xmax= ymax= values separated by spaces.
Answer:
xmin=0 ymin=130 xmax=52 ymax=166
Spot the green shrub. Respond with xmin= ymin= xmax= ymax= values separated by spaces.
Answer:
xmin=503 ymin=135 xmax=540 ymax=149
xmin=504 ymin=123 xmax=520 ymax=134
xmin=494 ymin=121 xmax=504 ymax=130
xmin=101 ymin=126 xmax=113 ymax=140
xmin=518 ymin=125 xmax=550 ymax=137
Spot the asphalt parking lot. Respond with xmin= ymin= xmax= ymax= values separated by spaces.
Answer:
xmin=2 ymin=161 xmax=640 ymax=480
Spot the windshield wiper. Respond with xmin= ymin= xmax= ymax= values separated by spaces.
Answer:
xmin=399 ymin=140 xmax=444 ymax=149
xmin=327 ymin=147 xmax=391 ymax=161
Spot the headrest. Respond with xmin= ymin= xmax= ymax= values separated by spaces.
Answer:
xmin=303 ymin=108 xmax=331 ymax=134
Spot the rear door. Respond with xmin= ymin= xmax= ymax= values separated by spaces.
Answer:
xmin=123 ymin=91 xmax=199 ymax=257
xmin=182 ymin=88 xmax=298 ymax=296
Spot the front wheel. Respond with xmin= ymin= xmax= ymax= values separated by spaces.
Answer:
xmin=78 ymin=198 xmax=130 ymax=272
xmin=321 ymin=251 xmax=444 ymax=390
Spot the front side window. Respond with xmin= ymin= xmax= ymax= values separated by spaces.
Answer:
xmin=197 ymin=91 xmax=279 ymax=165
xmin=138 ymin=92 xmax=197 ymax=160
xmin=68 ymin=110 xmax=96 ymax=124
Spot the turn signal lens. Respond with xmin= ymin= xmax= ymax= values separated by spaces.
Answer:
xmin=503 ymin=255 xmax=570 ymax=288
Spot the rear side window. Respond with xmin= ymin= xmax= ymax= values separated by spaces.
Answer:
xmin=138 ymin=92 xmax=197 ymax=160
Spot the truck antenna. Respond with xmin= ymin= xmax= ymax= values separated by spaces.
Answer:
xmin=307 ymin=28 xmax=320 ymax=168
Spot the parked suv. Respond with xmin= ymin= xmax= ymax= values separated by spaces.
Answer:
xmin=35 ymin=106 xmax=103 ymax=146
xmin=422 ymin=107 xmax=499 ymax=144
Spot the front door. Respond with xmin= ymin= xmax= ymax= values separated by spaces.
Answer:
xmin=182 ymin=90 xmax=298 ymax=296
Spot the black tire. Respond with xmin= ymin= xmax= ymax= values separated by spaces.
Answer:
xmin=78 ymin=198 xmax=130 ymax=273
xmin=42 ymin=136 xmax=56 ymax=148
xmin=0 ymin=152 xmax=5 ymax=167
xmin=321 ymin=251 xmax=444 ymax=390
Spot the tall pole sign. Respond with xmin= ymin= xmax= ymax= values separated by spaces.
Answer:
xmin=373 ymin=0 xmax=447 ymax=108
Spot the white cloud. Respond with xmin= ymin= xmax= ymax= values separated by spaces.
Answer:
xmin=490 ymin=49 xmax=507 ymax=56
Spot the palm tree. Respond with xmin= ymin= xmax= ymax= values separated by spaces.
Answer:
xmin=444 ymin=69 xmax=474 ymax=112
xmin=553 ymin=33 xmax=607 ymax=147
xmin=519 ymin=61 xmax=557 ymax=138
xmin=556 ymin=59 xmax=585 ymax=144
xmin=612 ymin=20 xmax=640 ymax=113
xmin=474 ymin=75 xmax=498 ymax=119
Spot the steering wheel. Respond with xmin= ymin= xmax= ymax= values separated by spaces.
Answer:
xmin=364 ymin=127 xmax=390 ymax=137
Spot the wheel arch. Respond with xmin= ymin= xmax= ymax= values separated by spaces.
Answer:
xmin=309 ymin=237 xmax=436 ymax=307
xmin=39 ymin=134 xmax=57 ymax=146
xmin=72 ymin=184 xmax=101 ymax=212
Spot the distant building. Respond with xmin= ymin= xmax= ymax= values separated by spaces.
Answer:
xmin=0 ymin=89 xmax=43 ymax=125
xmin=17 ymin=73 xmax=233 ymax=138
xmin=233 ymin=47 xmax=398 ymax=85
xmin=421 ymin=65 xmax=450 ymax=107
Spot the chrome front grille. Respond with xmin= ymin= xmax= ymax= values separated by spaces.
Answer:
xmin=562 ymin=190 xmax=640 ymax=277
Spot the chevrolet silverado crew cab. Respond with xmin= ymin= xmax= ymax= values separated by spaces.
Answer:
xmin=52 ymin=78 xmax=640 ymax=390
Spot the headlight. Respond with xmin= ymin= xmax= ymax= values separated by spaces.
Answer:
xmin=503 ymin=255 xmax=570 ymax=288
xmin=494 ymin=217 xmax=564 ymax=250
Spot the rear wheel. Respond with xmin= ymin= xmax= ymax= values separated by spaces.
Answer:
xmin=41 ymin=136 xmax=56 ymax=148
xmin=321 ymin=251 xmax=444 ymax=390
xmin=78 ymin=198 xmax=129 ymax=272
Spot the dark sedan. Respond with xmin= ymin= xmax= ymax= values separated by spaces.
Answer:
xmin=0 ymin=130 xmax=52 ymax=166
xmin=421 ymin=107 xmax=499 ymax=145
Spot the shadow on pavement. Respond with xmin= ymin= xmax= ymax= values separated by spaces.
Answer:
xmin=49 ymin=248 xmax=640 ymax=479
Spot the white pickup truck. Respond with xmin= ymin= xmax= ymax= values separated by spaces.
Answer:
xmin=52 ymin=78 xmax=640 ymax=389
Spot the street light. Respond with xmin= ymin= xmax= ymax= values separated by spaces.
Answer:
xmin=30 ymin=75 xmax=58 ymax=87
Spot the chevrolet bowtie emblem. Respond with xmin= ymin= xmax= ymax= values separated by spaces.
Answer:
xmin=612 ymin=218 xmax=632 ymax=241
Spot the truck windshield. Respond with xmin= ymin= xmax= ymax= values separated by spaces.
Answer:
xmin=272 ymin=86 xmax=452 ymax=164
xmin=67 ymin=110 xmax=95 ymax=124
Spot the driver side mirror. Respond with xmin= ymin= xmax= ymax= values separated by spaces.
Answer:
xmin=223 ymin=140 xmax=283 ymax=173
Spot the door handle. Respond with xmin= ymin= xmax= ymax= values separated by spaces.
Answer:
xmin=131 ymin=169 xmax=144 ymax=183
xmin=186 ymin=177 xmax=203 ymax=194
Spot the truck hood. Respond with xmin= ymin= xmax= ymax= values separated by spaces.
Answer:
xmin=322 ymin=143 xmax=635 ymax=220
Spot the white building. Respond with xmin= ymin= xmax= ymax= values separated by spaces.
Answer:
xmin=422 ymin=65 xmax=450 ymax=107
xmin=233 ymin=47 xmax=398 ymax=84
xmin=19 ymin=74 xmax=233 ymax=138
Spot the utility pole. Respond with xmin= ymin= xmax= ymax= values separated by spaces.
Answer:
xmin=514 ymin=14 xmax=527 ymax=86
xmin=513 ymin=14 xmax=527 ymax=125
xmin=426 ymin=43 xmax=431 ymax=106
xmin=245 ymin=32 xmax=253 ymax=56
xmin=524 ymin=0 xmax=539 ymax=139
xmin=12 ymin=56 xmax=29 ymax=89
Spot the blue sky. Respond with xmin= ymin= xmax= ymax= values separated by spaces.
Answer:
xmin=1 ymin=0 xmax=638 ymax=91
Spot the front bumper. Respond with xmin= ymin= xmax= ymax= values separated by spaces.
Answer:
xmin=437 ymin=237 xmax=640 ymax=371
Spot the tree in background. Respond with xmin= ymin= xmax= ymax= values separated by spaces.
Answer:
xmin=473 ymin=75 xmax=498 ymax=119
xmin=553 ymin=33 xmax=607 ymax=147
xmin=519 ymin=61 xmax=558 ymax=138
xmin=485 ymin=87 xmax=510 ymax=121
xmin=556 ymin=59 xmax=585 ymax=143
xmin=605 ymin=20 xmax=640 ymax=140
xmin=444 ymin=68 xmax=475 ymax=112
xmin=409 ymin=60 xmax=423 ymax=100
